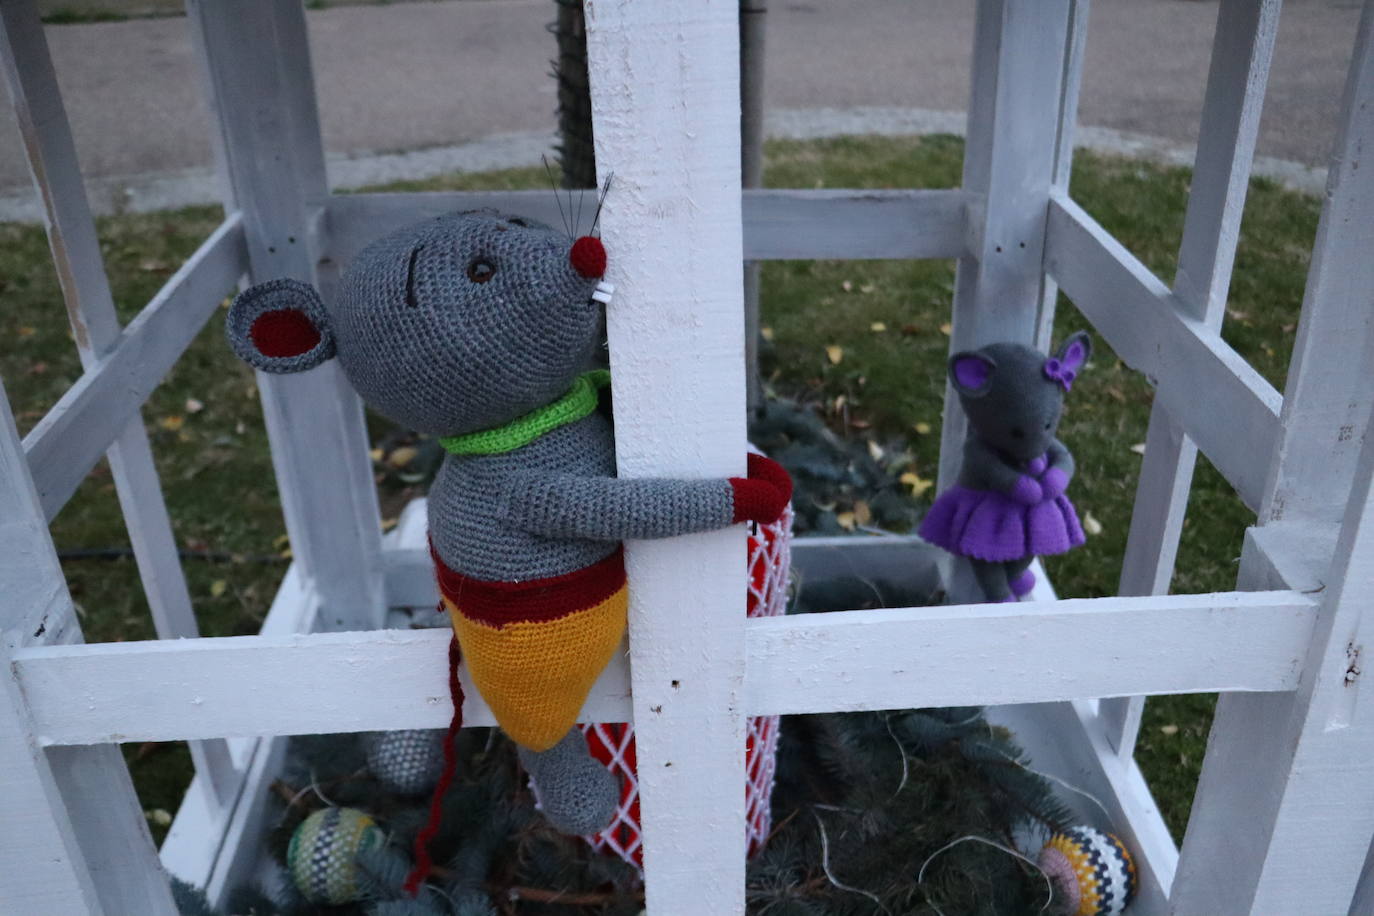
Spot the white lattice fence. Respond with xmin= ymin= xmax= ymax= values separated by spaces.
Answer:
xmin=3 ymin=1 xmax=1374 ymax=914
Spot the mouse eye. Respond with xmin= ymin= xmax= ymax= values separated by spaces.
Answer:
xmin=1044 ymin=421 xmax=1052 ymax=430
xmin=467 ymin=258 xmax=496 ymax=283
xmin=1010 ymin=426 xmax=1026 ymax=439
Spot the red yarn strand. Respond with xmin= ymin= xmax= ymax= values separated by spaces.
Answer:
xmin=404 ymin=633 xmax=464 ymax=897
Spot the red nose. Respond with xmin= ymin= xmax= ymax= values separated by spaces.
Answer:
xmin=570 ymin=235 xmax=607 ymax=279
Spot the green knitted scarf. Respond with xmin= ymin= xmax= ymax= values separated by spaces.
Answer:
xmin=438 ymin=370 xmax=611 ymax=456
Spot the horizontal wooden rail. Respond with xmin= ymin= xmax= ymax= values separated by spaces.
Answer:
xmin=1045 ymin=196 xmax=1282 ymax=510
xmin=24 ymin=215 xmax=248 ymax=519
xmin=325 ymin=188 xmax=970 ymax=267
xmin=746 ymin=589 xmax=1313 ymax=714
xmin=14 ymin=589 xmax=1312 ymax=746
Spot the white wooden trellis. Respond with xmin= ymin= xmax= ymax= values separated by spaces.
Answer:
xmin=2 ymin=0 xmax=1373 ymax=912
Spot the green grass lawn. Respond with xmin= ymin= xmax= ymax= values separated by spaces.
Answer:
xmin=0 ymin=135 xmax=1318 ymax=848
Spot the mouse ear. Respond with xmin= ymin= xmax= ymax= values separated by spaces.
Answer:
xmin=1053 ymin=330 xmax=1092 ymax=373
xmin=226 ymin=279 xmax=335 ymax=374
xmin=949 ymin=350 xmax=996 ymax=397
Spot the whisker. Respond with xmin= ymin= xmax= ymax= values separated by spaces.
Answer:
xmin=591 ymin=172 xmax=615 ymax=237
xmin=542 ymin=154 xmax=572 ymax=238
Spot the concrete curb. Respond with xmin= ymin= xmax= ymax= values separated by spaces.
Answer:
xmin=0 ymin=107 xmax=1327 ymax=222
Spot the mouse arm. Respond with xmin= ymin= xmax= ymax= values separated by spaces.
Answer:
xmin=1040 ymin=437 xmax=1075 ymax=499
xmin=961 ymin=437 xmax=1043 ymax=505
xmin=499 ymin=454 xmax=791 ymax=540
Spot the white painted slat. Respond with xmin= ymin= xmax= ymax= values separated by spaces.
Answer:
xmin=745 ymin=591 xmax=1314 ymax=715
xmin=1101 ymin=0 xmax=1282 ymax=759
xmin=939 ymin=0 xmax=1072 ymax=487
xmin=1033 ymin=0 xmax=1090 ymax=351
xmin=324 ymin=188 xmax=970 ymax=268
xmin=1045 ymin=196 xmax=1281 ymax=510
xmin=2 ymin=389 xmax=176 ymax=915
xmin=1 ymin=382 xmax=78 ymax=650
xmin=24 ymin=216 xmax=247 ymax=520
xmin=2 ymin=644 xmax=106 ymax=916
xmin=188 ymin=0 xmax=384 ymax=633
xmin=15 ymin=627 xmax=631 ymax=745
xmin=1173 ymin=8 xmax=1374 ymax=911
xmin=0 ymin=0 xmax=237 ymax=814
xmin=13 ymin=589 xmax=1317 ymax=747
xmin=584 ymin=3 xmax=749 ymax=909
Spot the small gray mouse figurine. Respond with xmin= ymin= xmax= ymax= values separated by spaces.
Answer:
xmin=919 ymin=332 xmax=1091 ymax=603
xmin=225 ymin=210 xmax=791 ymax=883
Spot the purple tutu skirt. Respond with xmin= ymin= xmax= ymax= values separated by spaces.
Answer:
xmin=919 ymin=486 xmax=1085 ymax=563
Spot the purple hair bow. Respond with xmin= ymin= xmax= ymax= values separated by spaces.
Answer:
xmin=1043 ymin=357 xmax=1076 ymax=392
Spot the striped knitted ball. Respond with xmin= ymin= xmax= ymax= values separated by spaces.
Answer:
xmin=1037 ymin=826 xmax=1136 ymax=916
xmin=364 ymin=729 xmax=447 ymax=796
xmin=286 ymin=807 xmax=385 ymax=905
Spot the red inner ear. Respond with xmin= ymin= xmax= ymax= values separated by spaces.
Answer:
xmin=250 ymin=308 xmax=321 ymax=358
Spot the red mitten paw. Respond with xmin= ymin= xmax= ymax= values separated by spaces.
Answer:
xmin=746 ymin=453 xmax=793 ymax=503
xmin=729 ymin=479 xmax=788 ymax=524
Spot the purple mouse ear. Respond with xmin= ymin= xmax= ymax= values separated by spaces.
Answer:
xmin=1055 ymin=331 xmax=1092 ymax=372
xmin=949 ymin=351 xmax=996 ymax=396
xmin=1044 ymin=331 xmax=1092 ymax=392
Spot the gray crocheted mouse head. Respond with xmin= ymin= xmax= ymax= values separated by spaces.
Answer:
xmin=948 ymin=331 xmax=1092 ymax=464
xmin=225 ymin=209 xmax=609 ymax=435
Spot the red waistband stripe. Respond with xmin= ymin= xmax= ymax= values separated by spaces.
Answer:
xmin=429 ymin=542 xmax=627 ymax=628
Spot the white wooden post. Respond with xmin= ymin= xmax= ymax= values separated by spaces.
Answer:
xmin=187 ymin=0 xmax=385 ymax=632
xmin=584 ymin=2 xmax=749 ymax=911
xmin=1032 ymin=0 xmax=1090 ymax=352
xmin=1 ymin=384 xmax=178 ymax=916
xmin=939 ymin=0 xmax=1073 ymax=491
xmin=1172 ymin=6 xmax=1374 ymax=910
xmin=0 ymin=0 xmax=240 ymax=802
xmin=1101 ymin=0 xmax=1281 ymax=759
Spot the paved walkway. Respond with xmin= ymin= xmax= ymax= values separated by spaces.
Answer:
xmin=0 ymin=0 xmax=1362 ymax=218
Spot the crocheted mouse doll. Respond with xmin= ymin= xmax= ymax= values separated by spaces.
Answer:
xmin=225 ymin=210 xmax=792 ymax=890
xmin=918 ymin=332 xmax=1091 ymax=603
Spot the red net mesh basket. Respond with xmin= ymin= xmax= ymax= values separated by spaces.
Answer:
xmin=579 ymin=501 xmax=793 ymax=872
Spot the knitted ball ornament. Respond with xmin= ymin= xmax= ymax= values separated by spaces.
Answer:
xmin=364 ymin=729 xmax=447 ymax=796
xmin=286 ymin=807 xmax=386 ymax=905
xmin=1037 ymin=826 xmax=1136 ymax=916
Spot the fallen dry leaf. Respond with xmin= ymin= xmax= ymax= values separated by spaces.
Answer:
xmin=900 ymin=472 xmax=934 ymax=497
xmin=867 ymin=440 xmax=885 ymax=462
xmin=870 ymin=321 xmax=888 ymax=333
xmin=825 ymin=345 xmax=844 ymax=365
xmin=209 ymin=580 xmax=227 ymax=598
xmin=388 ymin=446 xmax=418 ymax=468
xmin=160 ymin=415 xmax=185 ymax=431
xmin=939 ymin=322 xmax=953 ymax=336
xmin=1083 ymin=511 xmax=1104 ymax=536
xmin=836 ymin=511 xmax=857 ymax=531
xmin=853 ymin=501 xmax=872 ymax=526
xmin=185 ymin=398 xmax=204 ymax=414
xmin=761 ymin=326 xmax=775 ymax=342
xmin=841 ymin=280 xmax=853 ymax=292
xmin=1159 ymin=724 xmax=1179 ymax=736
xmin=1130 ymin=443 xmax=1147 ymax=456
xmin=914 ymin=422 xmax=932 ymax=436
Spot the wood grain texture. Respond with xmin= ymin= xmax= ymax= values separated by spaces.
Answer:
xmin=746 ymin=591 xmax=1314 ymax=715
xmin=939 ymin=0 xmax=1071 ymax=488
xmin=583 ymin=2 xmax=751 ymax=909
xmin=324 ymin=188 xmax=970 ymax=268
xmin=1103 ymin=0 xmax=1280 ymax=752
xmin=1045 ymin=196 xmax=1280 ymax=510
xmin=1173 ymin=8 xmax=1374 ymax=911
xmin=189 ymin=0 xmax=385 ymax=633
xmin=13 ymin=589 xmax=1316 ymax=747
